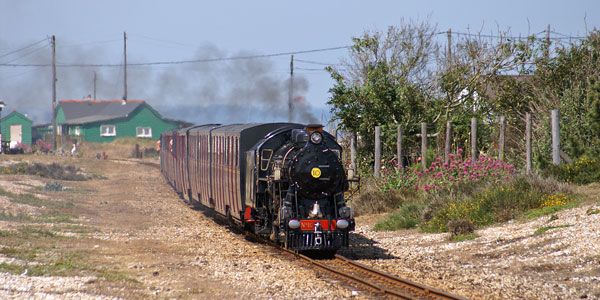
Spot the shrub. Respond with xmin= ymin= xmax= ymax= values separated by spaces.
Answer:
xmin=543 ymin=156 xmax=600 ymax=184
xmin=372 ymin=202 xmax=425 ymax=231
xmin=422 ymin=174 xmax=576 ymax=232
xmin=379 ymin=148 xmax=516 ymax=194
xmin=352 ymin=187 xmax=420 ymax=216
xmin=35 ymin=139 xmax=52 ymax=153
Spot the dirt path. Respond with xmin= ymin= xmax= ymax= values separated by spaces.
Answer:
xmin=0 ymin=155 xmax=364 ymax=299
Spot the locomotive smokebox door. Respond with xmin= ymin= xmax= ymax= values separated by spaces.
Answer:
xmin=288 ymin=126 xmax=345 ymax=200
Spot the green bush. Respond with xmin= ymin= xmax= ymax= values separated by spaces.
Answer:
xmin=372 ymin=202 xmax=425 ymax=231
xmin=421 ymin=175 xmax=575 ymax=233
xmin=543 ymin=156 xmax=600 ymax=184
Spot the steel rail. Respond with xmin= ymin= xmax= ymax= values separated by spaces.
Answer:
xmin=284 ymin=248 xmax=467 ymax=300
xmin=333 ymin=254 xmax=468 ymax=300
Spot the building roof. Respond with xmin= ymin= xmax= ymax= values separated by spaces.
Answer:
xmin=58 ymin=100 xmax=146 ymax=125
xmin=0 ymin=110 xmax=33 ymax=124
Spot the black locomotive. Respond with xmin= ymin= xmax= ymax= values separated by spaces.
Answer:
xmin=160 ymin=123 xmax=354 ymax=252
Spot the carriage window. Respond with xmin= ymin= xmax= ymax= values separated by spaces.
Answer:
xmin=260 ymin=149 xmax=273 ymax=171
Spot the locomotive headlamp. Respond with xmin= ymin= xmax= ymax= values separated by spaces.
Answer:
xmin=310 ymin=132 xmax=323 ymax=144
xmin=288 ymin=219 xmax=300 ymax=229
xmin=339 ymin=206 xmax=352 ymax=219
xmin=336 ymin=219 xmax=349 ymax=229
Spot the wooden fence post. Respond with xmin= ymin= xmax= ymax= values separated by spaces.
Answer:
xmin=551 ymin=109 xmax=561 ymax=165
xmin=397 ymin=125 xmax=404 ymax=169
xmin=526 ymin=113 xmax=532 ymax=174
xmin=498 ymin=116 xmax=506 ymax=162
xmin=471 ymin=118 xmax=478 ymax=161
xmin=421 ymin=122 xmax=427 ymax=170
xmin=445 ymin=121 xmax=452 ymax=163
xmin=374 ymin=126 xmax=381 ymax=178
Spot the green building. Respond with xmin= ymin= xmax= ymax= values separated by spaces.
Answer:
xmin=0 ymin=110 xmax=33 ymax=145
xmin=55 ymin=99 xmax=182 ymax=143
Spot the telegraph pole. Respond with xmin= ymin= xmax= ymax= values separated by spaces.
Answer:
xmin=123 ymin=32 xmax=127 ymax=101
xmin=545 ymin=24 xmax=551 ymax=58
xmin=288 ymin=55 xmax=294 ymax=122
xmin=51 ymin=35 xmax=57 ymax=150
xmin=447 ymin=28 xmax=452 ymax=65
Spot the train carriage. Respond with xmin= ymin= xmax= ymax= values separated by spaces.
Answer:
xmin=187 ymin=124 xmax=221 ymax=207
xmin=210 ymin=123 xmax=299 ymax=220
xmin=160 ymin=129 xmax=178 ymax=187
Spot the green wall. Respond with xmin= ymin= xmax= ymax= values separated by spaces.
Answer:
xmin=75 ymin=104 xmax=178 ymax=143
xmin=0 ymin=111 xmax=33 ymax=145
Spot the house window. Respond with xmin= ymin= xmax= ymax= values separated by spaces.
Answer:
xmin=136 ymin=127 xmax=152 ymax=138
xmin=74 ymin=126 xmax=82 ymax=136
xmin=100 ymin=125 xmax=116 ymax=137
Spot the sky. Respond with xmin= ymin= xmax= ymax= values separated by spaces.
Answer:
xmin=0 ymin=0 xmax=598 ymax=126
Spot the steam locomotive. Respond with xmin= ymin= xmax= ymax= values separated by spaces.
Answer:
xmin=160 ymin=123 xmax=354 ymax=252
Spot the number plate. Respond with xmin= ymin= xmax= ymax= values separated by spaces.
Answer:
xmin=300 ymin=220 xmax=336 ymax=230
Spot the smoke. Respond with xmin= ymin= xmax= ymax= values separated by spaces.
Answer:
xmin=0 ymin=39 xmax=318 ymax=125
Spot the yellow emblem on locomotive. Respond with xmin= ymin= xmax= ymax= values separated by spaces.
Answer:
xmin=311 ymin=167 xmax=321 ymax=178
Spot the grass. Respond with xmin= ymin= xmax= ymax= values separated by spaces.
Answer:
xmin=0 ymin=212 xmax=33 ymax=222
xmin=534 ymin=224 xmax=573 ymax=235
xmin=0 ymin=162 xmax=89 ymax=181
xmin=38 ymin=211 xmax=77 ymax=223
xmin=52 ymin=224 xmax=101 ymax=234
xmin=450 ymin=233 xmax=480 ymax=242
xmin=0 ymin=186 xmax=75 ymax=210
xmin=77 ymin=137 xmax=159 ymax=160
xmin=0 ymin=225 xmax=133 ymax=281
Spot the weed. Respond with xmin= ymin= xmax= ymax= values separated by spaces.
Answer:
xmin=587 ymin=208 xmax=600 ymax=215
xmin=0 ymin=212 xmax=33 ymax=222
xmin=450 ymin=233 xmax=480 ymax=242
xmin=18 ymin=226 xmax=57 ymax=238
xmin=0 ymin=262 xmax=26 ymax=274
xmin=98 ymin=269 xmax=138 ymax=282
xmin=448 ymin=218 xmax=475 ymax=236
xmin=0 ymin=162 xmax=88 ymax=181
xmin=11 ymin=193 xmax=44 ymax=207
xmin=534 ymin=224 xmax=573 ymax=235
xmin=38 ymin=211 xmax=76 ymax=224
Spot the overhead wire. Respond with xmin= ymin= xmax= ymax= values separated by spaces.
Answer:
xmin=0 ymin=30 xmax=591 ymax=69
xmin=0 ymin=38 xmax=48 ymax=60
xmin=1 ymin=45 xmax=351 ymax=68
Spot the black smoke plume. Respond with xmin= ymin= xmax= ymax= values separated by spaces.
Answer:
xmin=0 ymin=40 xmax=318 ymax=125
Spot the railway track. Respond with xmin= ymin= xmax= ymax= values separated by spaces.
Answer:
xmin=288 ymin=250 xmax=468 ymax=300
xmin=127 ymin=157 xmax=466 ymax=299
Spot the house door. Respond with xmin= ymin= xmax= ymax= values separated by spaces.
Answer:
xmin=10 ymin=125 xmax=22 ymax=143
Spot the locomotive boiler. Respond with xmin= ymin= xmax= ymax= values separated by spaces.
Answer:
xmin=160 ymin=123 xmax=354 ymax=252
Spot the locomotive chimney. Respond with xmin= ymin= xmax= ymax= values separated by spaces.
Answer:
xmin=305 ymin=124 xmax=323 ymax=133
